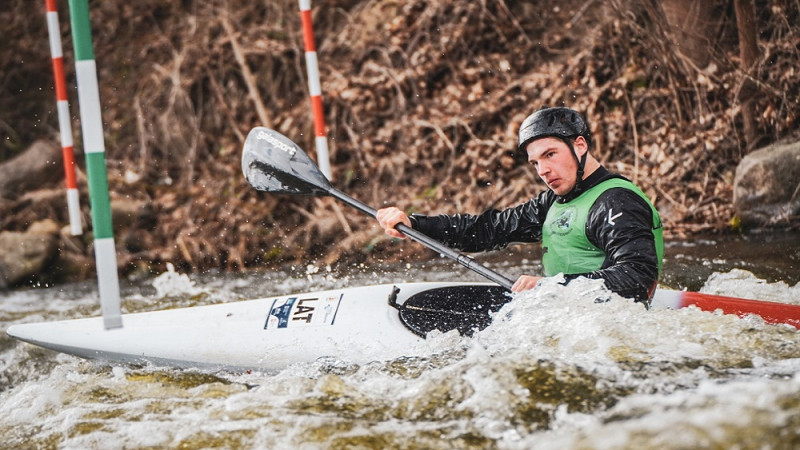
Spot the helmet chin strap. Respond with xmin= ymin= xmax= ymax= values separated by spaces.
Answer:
xmin=563 ymin=138 xmax=588 ymax=196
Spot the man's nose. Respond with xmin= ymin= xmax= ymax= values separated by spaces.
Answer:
xmin=536 ymin=162 xmax=549 ymax=176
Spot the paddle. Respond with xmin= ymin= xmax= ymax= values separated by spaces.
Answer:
xmin=242 ymin=126 xmax=515 ymax=290
xmin=242 ymin=126 xmax=800 ymax=331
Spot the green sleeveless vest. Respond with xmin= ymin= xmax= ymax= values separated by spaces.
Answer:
xmin=542 ymin=178 xmax=663 ymax=277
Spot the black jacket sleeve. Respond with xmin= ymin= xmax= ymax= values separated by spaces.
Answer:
xmin=563 ymin=187 xmax=660 ymax=302
xmin=408 ymin=190 xmax=555 ymax=253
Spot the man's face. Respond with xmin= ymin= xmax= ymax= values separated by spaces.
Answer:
xmin=525 ymin=137 xmax=582 ymax=196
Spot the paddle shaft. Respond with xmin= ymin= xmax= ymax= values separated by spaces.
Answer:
xmin=327 ymin=187 xmax=515 ymax=290
xmin=327 ymin=185 xmax=800 ymax=329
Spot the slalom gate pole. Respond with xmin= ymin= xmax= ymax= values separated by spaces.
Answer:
xmin=298 ymin=0 xmax=332 ymax=180
xmin=68 ymin=0 xmax=122 ymax=329
xmin=45 ymin=0 xmax=82 ymax=236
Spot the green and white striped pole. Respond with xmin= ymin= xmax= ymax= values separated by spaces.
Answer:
xmin=68 ymin=0 xmax=122 ymax=329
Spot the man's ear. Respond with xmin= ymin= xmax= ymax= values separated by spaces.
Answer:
xmin=573 ymin=136 xmax=589 ymax=157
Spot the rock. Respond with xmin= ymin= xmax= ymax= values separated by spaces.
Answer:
xmin=733 ymin=141 xmax=800 ymax=227
xmin=0 ymin=140 xmax=63 ymax=200
xmin=111 ymin=198 xmax=155 ymax=252
xmin=0 ymin=222 xmax=59 ymax=287
xmin=49 ymin=250 xmax=94 ymax=282
xmin=27 ymin=218 xmax=60 ymax=235
xmin=60 ymin=224 xmax=87 ymax=253
xmin=111 ymin=197 xmax=150 ymax=230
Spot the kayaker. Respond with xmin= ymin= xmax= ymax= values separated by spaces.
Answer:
xmin=376 ymin=106 xmax=664 ymax=304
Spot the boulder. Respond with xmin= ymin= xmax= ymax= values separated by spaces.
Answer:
xmin=0 ymin=219 xmax=59 ymax=287
xmin=111 ymin=198 xmax=155 ymax=252
xmin=0 ymin=140 xmax=63 ymax=200
xmin=111 ymin=197 xmax=150 ymax=230
xmin=733 ymin=141 xmax=800 ymax=227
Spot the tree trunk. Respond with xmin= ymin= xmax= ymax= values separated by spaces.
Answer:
xmin=659 ymin=0 xmax=719 ymax=69
xmin=734 ymin=0 xmax=760 ymax=151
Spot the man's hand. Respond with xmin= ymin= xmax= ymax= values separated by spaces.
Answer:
xmin=376 ymin=207 xmax=412 ymax=239
xmin=512 ymin=275 xmax=543 ymax=293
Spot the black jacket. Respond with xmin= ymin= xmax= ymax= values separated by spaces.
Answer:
xmin=409 ymin=167 xmax=661 ymax=302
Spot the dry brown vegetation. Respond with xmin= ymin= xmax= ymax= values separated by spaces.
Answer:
xmin=1 ymin=0 xmax=798 ymax=280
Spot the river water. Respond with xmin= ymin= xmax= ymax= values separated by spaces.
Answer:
xmin=1 ymin=233 xmax=799 ymax=449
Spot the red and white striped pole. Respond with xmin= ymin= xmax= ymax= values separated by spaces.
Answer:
xmin=298 ymin=0 xmax=331 ymax=180
xmin=45 ymin=0 xmax=82 ymax=236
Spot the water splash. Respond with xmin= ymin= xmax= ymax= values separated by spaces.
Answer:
xmin=701 ymin=268 xmax=800 ymax=305
xmin=1 ymin=267 xmax=799 ymax=448
xmin=151 ymin=263 xmax=207 ymax=299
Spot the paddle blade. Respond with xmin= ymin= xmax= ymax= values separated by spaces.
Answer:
xmin=397 ymin=285 xmax=512 ymax=337
xmin=242 ymin=127 xmax=332 ymax=196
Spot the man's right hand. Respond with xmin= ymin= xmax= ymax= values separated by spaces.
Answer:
xmin=376 ymin=207 xmax=412 ymax=239
xmin=512 ymin=275 xmax=543 ymax=293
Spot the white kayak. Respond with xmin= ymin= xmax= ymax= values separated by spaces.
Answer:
xmin=6 ymin=282 xmax=506 ymax=371
xmin=7 ymin=282 xmax=799 ymax=371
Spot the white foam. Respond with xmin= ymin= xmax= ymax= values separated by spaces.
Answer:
xmin=701 ymin=268 xmax=800 ymax=304
xmin=152 ymin=263 xmax=208 ymax=299
xmin=1 ymin=268 xmax=799 ymax=448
